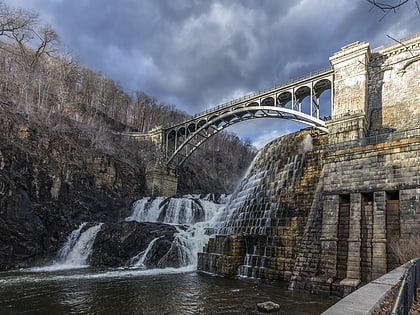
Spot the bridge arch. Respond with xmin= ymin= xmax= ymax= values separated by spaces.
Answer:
xmin=165 ymin=105 xmax=328 ymax=167
xmin=163 ymin=68 xmax=333 ymax=168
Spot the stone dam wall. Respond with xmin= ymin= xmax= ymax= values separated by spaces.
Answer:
xmin=198 ymin=34 xmax=420 ymax=297
xmin=198 ymin=129 xmax=328 ymax=280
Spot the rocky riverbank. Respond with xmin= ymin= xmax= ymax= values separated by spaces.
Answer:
xmin=0 ymin=102 xmax=144 ymax=270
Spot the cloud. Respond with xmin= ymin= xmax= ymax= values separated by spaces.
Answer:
xmin=3 ymin=0 xmax=419 ymax=144
xmin=252 ymin=127 xmax=292 ymax=150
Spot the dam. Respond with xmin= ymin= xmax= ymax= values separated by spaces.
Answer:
xmin=197 ymin=34 xmax=420 ymax=296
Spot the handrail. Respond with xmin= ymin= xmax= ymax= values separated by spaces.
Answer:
xmin=389 ymin=258 xmax=420 ymax=315
xmin=191 ymin=66 xmax=333 ymax=119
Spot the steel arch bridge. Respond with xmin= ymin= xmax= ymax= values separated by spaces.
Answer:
xmin=163 ymin=68 xmax=333 ymax=168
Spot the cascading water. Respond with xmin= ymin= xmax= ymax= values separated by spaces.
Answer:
xmin=58 ymin=223 xmax=103 ymax=268
xmin=198 ymin=130 xmax=326 ymax=281
xmin=126 ymin=194 xmax=224 ymax=268
xmin=220 ymin=153 xmax=305 ymax=279
xmin=31 ymin=222 xmax=104 ymax=271
xmin=57 ymin=222 xmax=87 ymax=259
xmin=129 ymin=236 xmax=164 ymax=268
xmin=33 ymin=195 xmax=224 ymax=272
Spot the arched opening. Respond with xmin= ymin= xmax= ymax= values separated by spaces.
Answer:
xmin=246 ymin=101 xmax=259 ymax=107
xmin=261 ymin=97 xmax=275 ymax=107
xmin=294 ymin=86 xmax=311 ymax=114
xmin=277 ymin=91 xmax=292 ymax=108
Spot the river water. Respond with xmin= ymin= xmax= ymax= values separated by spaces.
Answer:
xmin=0 ymin=266 xmax=336 ymax=314
xmin=0 ymin=149 xmax=339 ymax=314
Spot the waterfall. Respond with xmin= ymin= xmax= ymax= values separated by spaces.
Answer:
xmin=57 ymin=223 xmax=103 ymax=268
xmin=126 ymin=195 xmax=224 ymax=268
xmin=130 ymin=236 xmax=164 ymax=268
xmin=198 ymin=130 xmax=325 ymax=281
xmin=127 ymin=195 xmax=221 ymax=224
xmin=58 ymin=222 xmax=87 ymax=259
xmin=216 ymin=153 xmax=304 ymax=236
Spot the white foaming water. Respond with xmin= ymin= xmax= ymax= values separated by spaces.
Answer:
xmin=127 ymin=195 xmax=221 ymax=224
xmin=57 ymin=222 xmax=87 ymax=259
xmin=60 ymin=223 xmax=103 ymax=267
xmin=30 ymin=223 xmax=103 ymax=272
xmin=126 ymin=195 xmax=224 ymax=268
xmin=130 ymin=236 xmax=164 ymax=268
xmin=13 ymin=265 xmax=197 ymax=285
xmin=202 ymin=141 xmax=308 ymax=279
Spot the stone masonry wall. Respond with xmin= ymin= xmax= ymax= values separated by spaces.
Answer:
xmin=198 ymin=129 xmax=328 ymax=281
xmin=317 ymin=136 xmax=420 ymax=296
xmin=368 ymin=35 xmax=420 ymax=132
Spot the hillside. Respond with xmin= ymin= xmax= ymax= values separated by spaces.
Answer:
xmin=0 ymin=3 xmax=255 ymax=269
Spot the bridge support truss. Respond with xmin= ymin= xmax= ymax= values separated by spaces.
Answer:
xmin=163 ymin=68 xmax=333 ymax=168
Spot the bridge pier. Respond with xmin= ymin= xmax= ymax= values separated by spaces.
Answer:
xmin=143 ymin=127 xmax=178 ymax=196
xmin=327 ymin=41 xmax=370 ymax=144
xmin=145 ymin=163 xmax=178 ymax=197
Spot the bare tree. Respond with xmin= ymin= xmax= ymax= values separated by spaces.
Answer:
xmin=0 ymin=2 xmax=58 ymax=72
xmin=367 ymin=0 xmax=420 ymax=19
xmin=0 ymin=1 xmax=37 ymax=36
xmin=0 ymin=1 xmax=59 ymax=107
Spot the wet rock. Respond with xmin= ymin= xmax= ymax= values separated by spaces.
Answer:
xmin=90 ymin=221 xmax=183 ymax=268
xmin=257 ymin=301 xmax=281 ymax=313
xmin=0 ymin=104 xmax=144 ymax=271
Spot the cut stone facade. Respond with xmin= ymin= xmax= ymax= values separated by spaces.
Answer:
xmin=198 ymin=34 xmax=420 ymax=297
xmin=145 ymin=164 xmax=178 ymax=196
xmin=294 ymin=35 xmax=420 ymax=296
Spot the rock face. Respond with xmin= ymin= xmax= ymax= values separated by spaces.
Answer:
xmin=0 ymin=103 xmax=144 ymax=270
xmin=90 ymin=221 xmax=181 ymax=268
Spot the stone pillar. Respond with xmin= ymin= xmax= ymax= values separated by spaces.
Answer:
xmin=145 ymin=164 xmax=178 ymax=197
xmin=372 ymin=191 xmax=387 ymax=279
xmin=144 ymin=126 xmax=178 ymax=197
xmin=319 ymin=194 xmax=340 ymax=279
xmin=340 ymin=193 xmax=362 ymax=292
xmin=327 ymin=41 xmax=371 ymax=144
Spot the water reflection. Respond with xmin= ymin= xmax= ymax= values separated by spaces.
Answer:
xmin=0 ymin=268 xmax=337 ymax=314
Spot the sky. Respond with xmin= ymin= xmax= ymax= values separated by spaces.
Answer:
xmin=4 ymin=0 xmax=419 ymax=148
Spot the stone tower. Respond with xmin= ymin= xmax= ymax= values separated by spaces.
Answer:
xmin=327 ymin=41 xmax=371 ymax=144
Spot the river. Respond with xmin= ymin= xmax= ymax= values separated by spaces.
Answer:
xmin=0 ymin=155 xmax=338 ymax=314
xmin=0 ymin=266 xmax=336 ymax=314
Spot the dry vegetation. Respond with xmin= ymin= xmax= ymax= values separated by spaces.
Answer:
xmin=0 ymin=1 xmax=256 ymax=193
xmin=389 ymin=235 xmax=420 ymax=265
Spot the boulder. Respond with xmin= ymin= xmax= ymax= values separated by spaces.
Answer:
xmin=256 ymin=301 xmax=281 ymax=313
xmin=90 ymin=221 xmax=186 ymax=268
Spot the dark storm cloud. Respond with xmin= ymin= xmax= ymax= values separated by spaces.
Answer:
xmin=4 ymin=0 xmax=419 ymax=147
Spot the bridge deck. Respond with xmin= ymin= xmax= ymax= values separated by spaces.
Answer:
xmin=166 ymin=67 xmax=333 ymax=130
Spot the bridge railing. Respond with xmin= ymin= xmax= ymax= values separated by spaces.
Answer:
xmin=191 ymin=66 xmax=333 ymax=119
xmin=389 ymin=258 xmax=420 ymax=315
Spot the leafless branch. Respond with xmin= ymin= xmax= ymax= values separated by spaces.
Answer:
xmin=367 ymin=0 xmax=419 ymax=20
xmin=386 ymin=34 xmax=416 ymax=56
xmin=367 ymin=0 xmax=410 ymax=12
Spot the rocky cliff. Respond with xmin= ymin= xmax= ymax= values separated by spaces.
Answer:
xmin=0 ymin=102 xmax=144 ymax=270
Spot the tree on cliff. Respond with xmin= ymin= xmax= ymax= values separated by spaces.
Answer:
xmin=0 ymin=1 xmax=59 ymax=107
xmin=0 ymin=1 xmax=255 ymax=194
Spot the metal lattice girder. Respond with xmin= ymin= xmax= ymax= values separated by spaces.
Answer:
xmin=164 ymin=68 xmax=333 ymax=167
